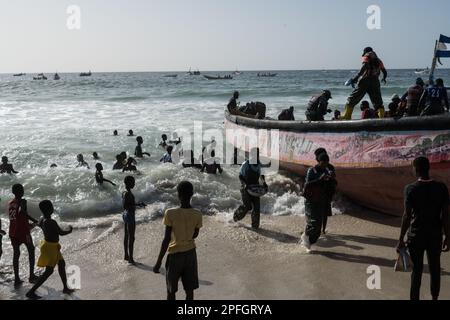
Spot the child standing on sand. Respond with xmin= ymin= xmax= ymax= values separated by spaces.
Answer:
xmin=8 ymin=184 xmax=39 ymax=287
xmin=153 ymin=181 xmax=203 ymax=300
xmin=122 ymin=176 xmax=146 ymax=264
xmin=26 ymin=200 xmax=74 ymax=300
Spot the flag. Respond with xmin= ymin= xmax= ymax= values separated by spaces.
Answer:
xmin=436 ymin=34 xmax=450 ymax=58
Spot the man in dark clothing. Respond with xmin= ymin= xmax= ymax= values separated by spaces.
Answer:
xmin=419 ymin=78 xmax=449 ymax=116
xmin=341 ymin=47 xmax=387 ymax=120
xmin=278 ymin=106 xmax=295 ymax=121
xmin=227 ymin=91 xmax=240 ymax=114
xmin=401 ymin=78 xmax=425 ymax=117
xmin=233 ymin=148 xmax=267 ymax=230
xmin=397 ymin=157 xmax=449 ymax=300
xmin=305 ymin=90 xmax=332 ymax=121
xmin=301 ymin=153 xmax=334 ymax=251
xmin=360 ymin=101 xmax=377 ymax=119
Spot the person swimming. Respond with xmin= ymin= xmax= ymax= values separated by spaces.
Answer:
xmin=95 ymin=163 xmax=116 ymax=186
xmin=135 ymin=136 xmax=151 ymax=158
xmin=123 ymin=157 xmax=138 ymax=172
xmin=159 ymin=134 xmax=169 ymax=150
xmin=0 ymin=156 xmax=19 ymax=174
xmin=113 ymin=154 xmax=125 ymax=170
xmin=201 ymin=150 xmax=223 ymax=174
xmin=128 ymin=130 xmax=135 ymax=137
xmin=50 ymin=164 xmax=58 ymax=168
xmin=76 ymin=154 xmax=90 ymax=169
xmin=160 ymin=146 xmax=173 ymax=164
xmin=93 ymin=152 xmax=100 ymax=160
xmin=113 ymin=130 xmax=118 ymax=136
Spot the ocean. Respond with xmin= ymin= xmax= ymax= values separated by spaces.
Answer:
xmin=1 ymin=69 xmax=449 ymax=225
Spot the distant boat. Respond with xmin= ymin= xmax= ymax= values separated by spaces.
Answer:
xmin=233 ymin=69 xmax=242 ymax=75
xmin=204 ymin=75 xmax=233 ymax=80
xmin=33 ymin=73 xmax=47 ymax=80
xmin=257 ymin=73 xmax=277 ymax=78
xmin=13 ymin=73 xmax=26 ymax=77
xmin=80 ymin=71 xmax=92 ymax=77
xmin=164 ymin=74 xmax=178 ymax=78
xmin=187 ymin=68 xmax=201 ymax=76
xmin=414 ymin=67 xmax=430 ymax=75
xmin=54 ymin=73 xmax=60 ymax=80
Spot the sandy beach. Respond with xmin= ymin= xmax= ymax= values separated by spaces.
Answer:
xmin=1 ymin=207 xmax=449 ymax=300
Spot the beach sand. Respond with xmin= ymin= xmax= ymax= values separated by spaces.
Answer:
xmin=1 ymin=209 xmax=449 ymax=300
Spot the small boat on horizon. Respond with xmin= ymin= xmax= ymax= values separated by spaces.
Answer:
xmin=80 ymin=71 xmax=92 ymax=77
xmin=164 ymin=74 xmax=178 ymax=78
xmin=54 ymin=73 xmax=60 ymax=80
xmin=257 ymin=73 xmax=277 ymax=78
xmin=13 ymin=73 xmax=26 ymax=77
xmin=204 ymin=75 xmax=233 ymax=80
xmin=33 ymin=73 xmax=47 ymax=80
xmin=233 ymin=70 xmax=242 ymax=75
xmin=187 ymin=68 xmax=201 ymax=76
xmin=414 ymin=67 xmax=430 ymax=75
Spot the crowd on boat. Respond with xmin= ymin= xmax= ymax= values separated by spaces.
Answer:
xmin=227 ymin=47 xmax=449 ymax=121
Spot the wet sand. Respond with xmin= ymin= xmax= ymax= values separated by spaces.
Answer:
xmin=1 ymin=210 xmax=449 ymax=300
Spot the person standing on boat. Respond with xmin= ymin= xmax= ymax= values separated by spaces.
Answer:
xmin=419 ymin=78 xmax=449 ymax=116
xmin=401 ymin=78 xmax=425 ymax=117
xmin=278 ymin=106 xmax=295 ymax=120
xmin=397 ymin=157 xmax=449 ymax=300
xmin=301 ymin=153 xmax=333 ymax=251
xmin=233 ymin=148 xmax=268 ymax=230
xmin=341 ymin=47 xmax=387 ymax=120
xmin=305 ymin=90 xmax=332 ymax=121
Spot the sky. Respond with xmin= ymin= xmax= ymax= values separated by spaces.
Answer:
xmin=0 ymin=0 xmax=450 ymax=72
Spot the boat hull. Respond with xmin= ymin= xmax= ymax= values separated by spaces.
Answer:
xmin=225 ymin=113 xmax=450 ymax=216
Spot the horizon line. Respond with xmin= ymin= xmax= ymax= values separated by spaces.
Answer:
xmin=1 ymin=67 xmax=448 ymax=75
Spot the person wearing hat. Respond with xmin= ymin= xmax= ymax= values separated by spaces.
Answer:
xmin=278 ymin=106 xmax=295 ymax=121
xmin=0 ymin=156 xmax=19 ymax=174
xmin=401 ymin=78 xmax=425 ymax=117
xmin=305 ymin=90 xmax=333 ymax=121
xmin=386 ymin=94 xmax=402 ymax=118
xmin=340 ymin=47 xmax=387 ymax=120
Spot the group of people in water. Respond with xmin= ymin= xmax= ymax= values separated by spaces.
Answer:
xmin=228 ymin=47 xmax=449 ymax=122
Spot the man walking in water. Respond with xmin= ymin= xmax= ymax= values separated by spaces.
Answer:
xmin=341 ymin=47 xmax=387 ymax=120
xmin=233 ymin=148 xmax=268 ymax=230
xmin=397 ymin=157 xmax=449 ymax=300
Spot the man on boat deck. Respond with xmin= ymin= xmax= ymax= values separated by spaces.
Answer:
xmin=305 ymin=90 xmax=332 ymax=121
xmin=419 ymin=78 xmax=449 ymax=116
xmin=227 ymin=91 xmax=258 ymax=118
xmin=341 ymin=47 xmax=387 ymax=120
xmin=278 ymin=106 xmax=295 ymax=121
xmin=360 ymin=101 xmax=377 ymax=119
xmin=397 ymin=157 xmax=449 ymax=300
xmin=401 ymin=78 xmax=425 ymax=117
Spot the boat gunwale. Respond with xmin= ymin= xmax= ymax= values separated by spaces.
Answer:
xmin=225 ymin=112 xmax=450 ymax=133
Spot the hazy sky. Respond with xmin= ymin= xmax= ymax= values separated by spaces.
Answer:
xmin=1 ymin=0 xmax=450 ymax=72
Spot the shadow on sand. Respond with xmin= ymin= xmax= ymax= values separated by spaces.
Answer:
xmin=133 ymin=263 xmax=213 ymax=286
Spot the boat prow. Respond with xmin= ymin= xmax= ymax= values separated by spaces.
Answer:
xmin=225 ymin=112 xmax=450 ymax=216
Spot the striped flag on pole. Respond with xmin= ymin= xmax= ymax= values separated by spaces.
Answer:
xmin=436 ymin=34 xmax=450 ymax=58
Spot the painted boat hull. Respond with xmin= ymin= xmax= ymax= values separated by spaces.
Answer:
xmin=225 ymin=112 xmax=450 ymax=216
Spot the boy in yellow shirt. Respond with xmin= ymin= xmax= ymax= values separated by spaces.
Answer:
xmin=153 ymin=181 xmax=202 ymax=300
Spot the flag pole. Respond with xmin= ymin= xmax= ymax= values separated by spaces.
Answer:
xmin=429 ymin=40 xmax=438 ymax=83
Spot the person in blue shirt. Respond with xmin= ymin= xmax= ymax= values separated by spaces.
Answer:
xmin=160 ymin=146 xmax=173 ymax=164
xmin=233 ymin=148 xmax=268 ymax=230
xmin=419 ymin=78 xmax=449 ymax=116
